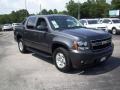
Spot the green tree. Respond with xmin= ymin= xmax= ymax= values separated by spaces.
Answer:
xmin=66 ymin=0 xmax=80 ymax=18
xmin=41 ymin=9 xmax=48 ymax=15
xmin=15 ymin=9 xmax=29 ymax=22
xmin=0 ymin=9 xmax=29 ymax=24
xmin=66 ymin=0 xmax=110 ymax=18
xmin=0 ymin=15 xmax=11 ymax=24
xmin=111 ymin=0 xmax=120 ymax=9
xmin=53 ymin=9 xmax=58 ymax=14
xmin=48 ymin=10 xmax=53 ymax=14
xmin=59 ymin=10 xmax=68 ymax=15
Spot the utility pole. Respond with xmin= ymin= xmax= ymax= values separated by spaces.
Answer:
xmin=78 ymin=0 xmax=80 ymax=20
xmin=40 ymin=4 xmax=42 ymax=15
xmin=25 ymin=0 xmax=27 ymax=10
xmin=25 ymin=0 xmax=28 ymax=16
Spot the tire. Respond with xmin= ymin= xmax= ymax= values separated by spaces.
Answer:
xmin=53 ymin=47 xmax=72 ymax=72
xmin=18 ymin=39 xmax=27 ymax=53
xmin=112 ymin=28 xmax=117 ymax=35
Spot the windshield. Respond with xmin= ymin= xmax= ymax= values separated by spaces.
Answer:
xmin=88 ymin=20 xmax=98 ymax=24
xmin=4 ymin=24 xmax=11 ymax=26
xmin=112 ymin=19 xmax=120 ymax=23
xmin=13 ymin=23 xmax=20 ymax=25
xmin=48 ymin=16 xmax=83 ymax=30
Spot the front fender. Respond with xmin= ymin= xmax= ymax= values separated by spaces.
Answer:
xmin=51 ymin=36 xmax=73 ymax=50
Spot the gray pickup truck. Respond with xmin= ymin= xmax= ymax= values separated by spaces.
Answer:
xmin=14 ymin=15 xmax=114 ymax=72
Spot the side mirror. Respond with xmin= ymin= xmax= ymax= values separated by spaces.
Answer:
xmin=37 ymin=25 xmax=48 ymax=31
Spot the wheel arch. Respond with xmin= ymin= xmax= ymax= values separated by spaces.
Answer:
xmin=112 ymin=27 xmax=116 ymax=30
xmin=16 ymin=34 xmax=22 ymax=42
xmin=51 ymin=42 xmax=70 ymax=53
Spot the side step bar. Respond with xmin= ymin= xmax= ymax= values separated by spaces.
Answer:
xmin=27 ymin=47 xmax=52 ymax=58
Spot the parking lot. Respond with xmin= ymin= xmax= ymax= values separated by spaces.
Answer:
xmin=0 ymin=31 xmax=120 ymax=90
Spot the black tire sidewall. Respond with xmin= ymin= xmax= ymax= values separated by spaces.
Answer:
xmin=53 ymin=48 xmax=72 ymax=72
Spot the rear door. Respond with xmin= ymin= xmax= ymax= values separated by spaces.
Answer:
xmin=23 ymin=16 xmax=38 ymax=48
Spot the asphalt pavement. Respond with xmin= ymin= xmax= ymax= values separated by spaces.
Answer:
xmin=0 ymin=31 xmax=120 ymax=90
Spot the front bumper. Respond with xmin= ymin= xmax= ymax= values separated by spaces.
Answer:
xmin=3 ymin=28 xmax=12 ymax=30
xmin=108 ymin=29 xmax=120 ymax=32
xmin=69 ymin=45 xmax=114 ymax=69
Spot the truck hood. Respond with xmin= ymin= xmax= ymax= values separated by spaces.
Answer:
xmin=113 ymin=23 xmax=120 ymax=25
xmin=112 ymin=23 xmax=120 ymax=27
xmin=61 ymin=28 xmax=111 ymax=40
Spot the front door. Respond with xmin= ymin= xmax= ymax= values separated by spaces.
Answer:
xmin=33 ymin=18 xmax=50 ymax=52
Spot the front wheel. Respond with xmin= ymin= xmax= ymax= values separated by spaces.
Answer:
xmin=53 ymin=48 xmax=72 ymax=72
xmin=18 ymin=39 xmax=27 ymax=53
xmin=112 ymin=28 xmax=117 ymax=35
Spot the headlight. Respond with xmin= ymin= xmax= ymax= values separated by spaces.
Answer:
xmin=72 ymin=41 xmax=89 ymax=51
xmin=116 ymin=26 xmax=120 ymax=29
xmin=78 ymin=41 xmax=88 ymax=47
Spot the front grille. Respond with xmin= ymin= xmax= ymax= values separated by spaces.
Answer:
xmin=97 ymin=27 xmax=106 ymax=31
xmin=91 ymin=38 xmax=111 ymax=50
xmin=97 ymin=27 xmax=106 ymax=28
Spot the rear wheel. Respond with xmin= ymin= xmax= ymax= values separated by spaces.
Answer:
xmin=53 ymin=48 xmax=72 ymax=72
xmin=18 ymin=39 xmax=27 ymax=53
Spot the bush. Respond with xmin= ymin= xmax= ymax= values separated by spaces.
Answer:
xmin=0 ymin=25 xmax=3 ymax=32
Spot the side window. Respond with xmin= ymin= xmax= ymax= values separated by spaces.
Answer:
xmin=80 ymin=20 xmax=87 ymax=25
xmin=80 ymin=20 xmax=84 ymax=25
xmin=99 ymin=20 xmax=103 ymax=24
xmin=22 ymin=19 xmax=26 ymax=25
xmin=67 ymin=18 xmax=77 ymax=27
xmin=102 ymin=19 xmax=111 ymax=24
xmin=26 ymin=17 xmax=36 ymax=29
xmin=36 ymin=18 xmax=47 ymax=31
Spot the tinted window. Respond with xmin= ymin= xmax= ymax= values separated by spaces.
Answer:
xmin=27 ymin=17 xmax=36 ymax=29
xmin=102 ymin=19 xmax=111 ymax=23
xmin=80 ymin=20 xmax=87 ymax=25
xmin=48 ymin=16 xmax=83 ymax=30
xmin=87 ymin=20 xmax=98 ymax=24
xmin=36 ymin=18 xmax=47 ymax=31
xmin=98 ymin=19 xmax=103 ymax=23
xmin=112 ymin=19 xmax=120 ymax=23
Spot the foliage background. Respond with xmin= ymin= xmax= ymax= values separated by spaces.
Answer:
xmin=0 ymin=0 xmax=120 ymax=24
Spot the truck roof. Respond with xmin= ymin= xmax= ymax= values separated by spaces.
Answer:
xmin=29 ymin=14 xmax=69 ymax=18
xmin=99 ymin=18 xmax=119 ymax=20
xmin=80 ymin=19 xmax=99 ymax=20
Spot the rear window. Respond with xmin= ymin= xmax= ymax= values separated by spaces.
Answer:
xmin=88 ymin=20 xmax=98 ymax=24
xmin=112 ymin=19 xmax=120 ymax=23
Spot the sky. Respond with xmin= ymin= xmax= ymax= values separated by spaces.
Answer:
xmin=0 ymin=0 xmax=111 ymax=14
